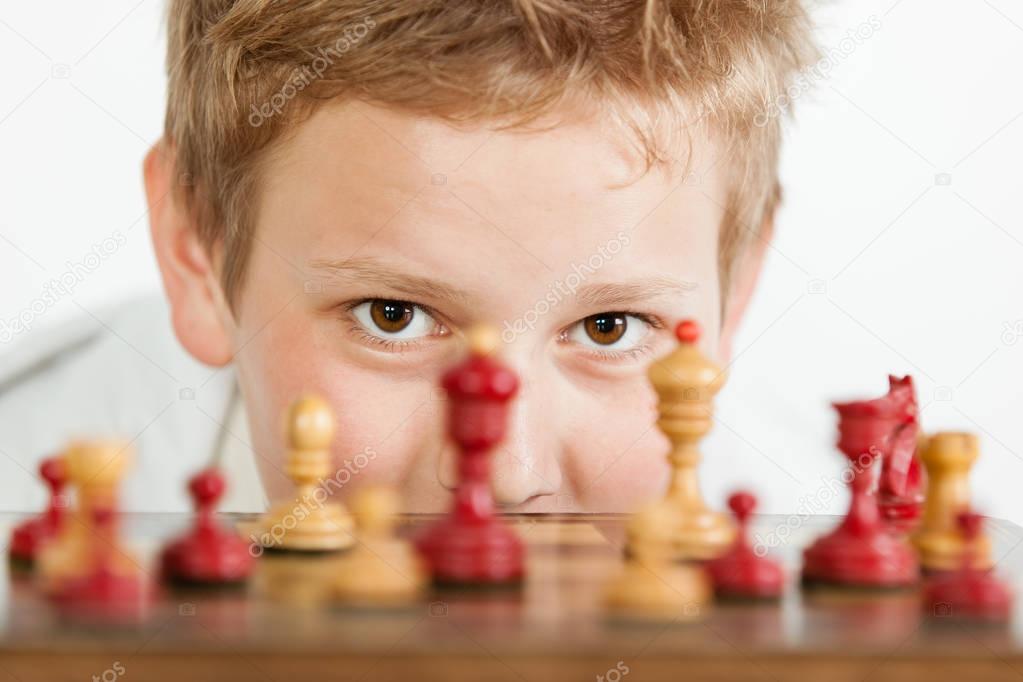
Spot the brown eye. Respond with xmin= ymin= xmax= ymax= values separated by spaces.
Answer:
xmin=369 ymin=300 xmax=414 ymax=333
xmin=583 ymin=313 xmax=627 ymax=345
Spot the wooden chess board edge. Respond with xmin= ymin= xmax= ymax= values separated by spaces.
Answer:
xmin=0 ymin=651 xmax=1021 ymax=682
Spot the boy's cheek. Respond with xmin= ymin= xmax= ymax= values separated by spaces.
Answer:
xmin=235 ymin=322 xmax=443 ymax=501
xmin=564 ymin=407 xmax=670 ymax=512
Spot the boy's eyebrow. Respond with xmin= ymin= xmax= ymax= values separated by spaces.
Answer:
xmin=308 ymin=257 xmax=472 ymax=304
xmin=309 ymin=257 xmax=695 ymax=308
xmin=572 ymin=278 xmax=698 ymax=308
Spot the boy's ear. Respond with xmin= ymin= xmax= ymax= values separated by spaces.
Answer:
xmin=718 ymin=210 xmax=776 ymax=363
xmin=144 ymin=141 xmax=235 ymax=367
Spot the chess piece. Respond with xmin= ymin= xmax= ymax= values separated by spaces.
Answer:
xmin=10 ymin=456 xmax=67 ymax=567
xmin=415 ymin=326 xmax=526 ymax=586
xmin=606 ymin=504 xmax=711 ymax=622
xmin=707 ymin=491 xmax=784 ymax=600
xmin=335 ymin=487 xmax=425 ymax=607
xmin=255 ymin=395 xmax=355 ymax=553
xmin=37 ymin=440 xmax=136 ymax=594
xmin=876 ymin=376 xmax=925 ymax=531
xmin=626 ymin=319 xmax=734 ymax=562
xmin=912 ymin=432 xmax=992 ymax=572
xmin=161 ymin=468 xmax=254 ymax=586
xmin=57 ymin=506 xmax=151 ymax=626
xmin=802 ymin=385 xmax=919 ymax=588
xmin=923 ymin=511 xmax=1012 ymax=623
xmin=253 ymin=553 xmax=344 ymax=608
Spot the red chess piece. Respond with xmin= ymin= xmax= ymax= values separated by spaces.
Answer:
xmin=675 ymin=319 xmax=701 ymax=344
xmin=415 ymin=328 xmax=525 ymax=587
xmin=802 ymin=389 xmax=919 ymax=588
xmin=58 ymin=507 xmax=151 ymax=626
xmin=877 ymin=376 xmax=925 ymax=531
xmin=10 ymin=457 xmax=67 ymax=566
xmin=708 ymin=492 xmax=784 ymax=600
xmin=924 ymin=511 xmax=1013 ymax=623
xmin=161 ymin=468 xmax=254 ymax=586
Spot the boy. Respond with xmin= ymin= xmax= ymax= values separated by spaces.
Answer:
xmin=5 ymin=0 xmax=817 ymax=513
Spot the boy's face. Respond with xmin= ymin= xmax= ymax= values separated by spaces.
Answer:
xmin=152 ymin=100 xmax=751 ymax=512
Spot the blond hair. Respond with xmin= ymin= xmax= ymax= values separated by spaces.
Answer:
xmin=164 ymin=0 xmax=816 ymax=306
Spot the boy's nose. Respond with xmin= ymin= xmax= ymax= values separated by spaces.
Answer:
xmin=489 ymin=394 xmax=564 ymax=508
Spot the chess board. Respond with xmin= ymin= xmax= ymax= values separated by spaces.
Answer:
xmin=1 ymin=512 xmax=1022 ymax=682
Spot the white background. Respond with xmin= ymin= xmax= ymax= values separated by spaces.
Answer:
xmin=1 ymin=1 xmax=1022 ymax=521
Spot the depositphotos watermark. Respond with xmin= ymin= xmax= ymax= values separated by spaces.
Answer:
xmin=248 ymin=446 xmax=377 ymax=555
xmin=248 ymin=16 xmax=376 ymax=127
xmin=91 ymin=662 xmax=125 ymax=682
xmin=501 ymin=231 xmax=635 ymax=343
xmin=0 ymin=230 xmax=127 ymax=345
xmin=596 ymin=661 xmax=630 ymax=682
xmin=752 ymin=447 xmax=879 ymax=555
xmin=754 ymin=15 xmax=882 ymax=127
xmin=1001 ymin=320 xmax=1023 ymax=345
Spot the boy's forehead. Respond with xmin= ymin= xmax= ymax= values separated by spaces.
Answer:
xmin=265 ymin=100 xmax=724 ymax=202
xmin=257 ymin=100 xmax=726 ymax=286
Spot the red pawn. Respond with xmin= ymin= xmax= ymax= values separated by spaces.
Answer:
xmin=161 ymin=468 xmax=254 ymax=586
xmin=415 ymin=327 xmax=525 ymax=587
xmin=924 ymin=511 xmax=1012 ymax=623
xmin=802 ymin=390 xmax=919 ymax=588
xmin=708 ymin=492 xmax=784 ymax=600
xmin=58 ymin=507 xmax=151 ymax=626
xmin=10 ymin=457 xmax=67 ymax=567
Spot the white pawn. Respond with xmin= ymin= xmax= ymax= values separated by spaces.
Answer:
xmin=334 ymin=487 xmax=426 ymax=608
xmin=606 ymin=505 xmax=711 ymax=622
xmin=255 ymin=396 xmax=354 ymax=552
